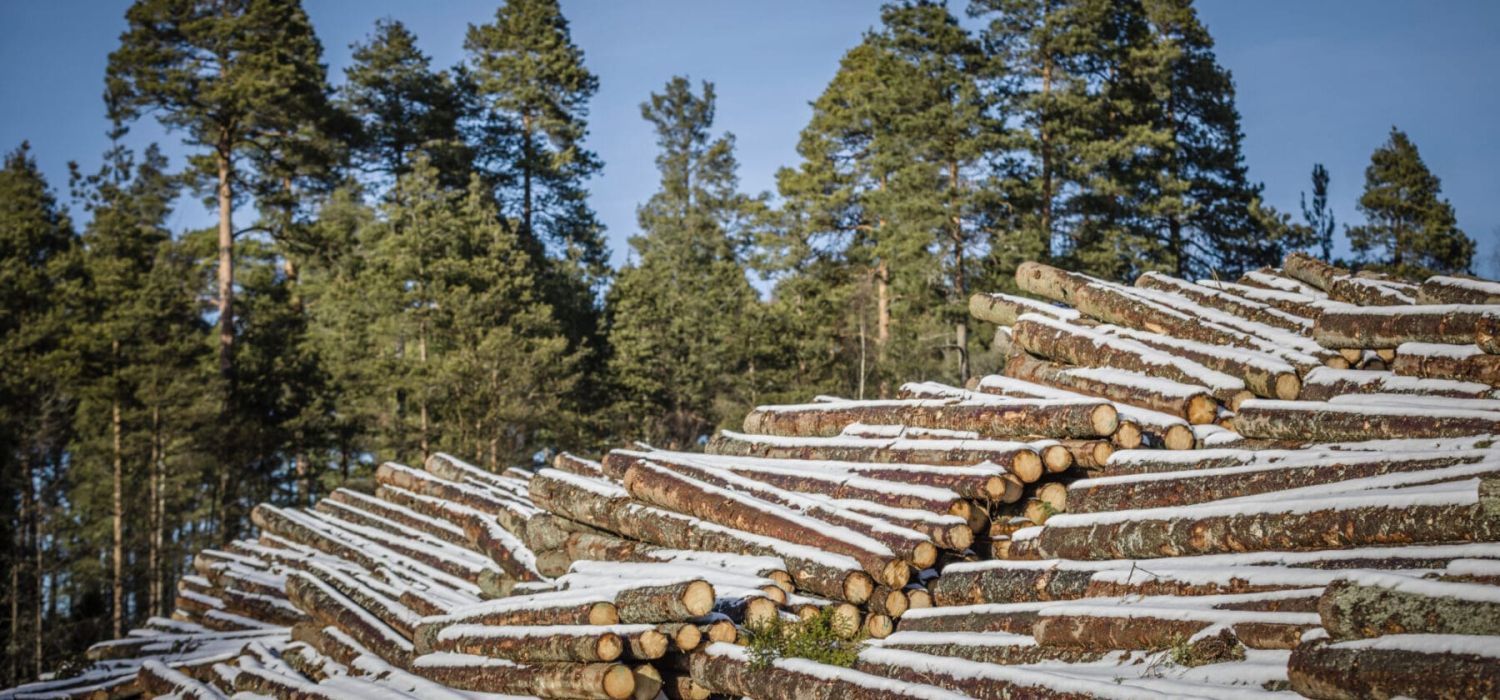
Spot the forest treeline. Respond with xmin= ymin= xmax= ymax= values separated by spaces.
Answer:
xmin=0 ymin=0 xmax=1476 ymax=681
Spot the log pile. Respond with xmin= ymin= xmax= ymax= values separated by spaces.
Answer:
xmin=9 ymin=252 xmax=1500 ymax=700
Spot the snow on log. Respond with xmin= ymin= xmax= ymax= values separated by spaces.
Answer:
xmin=1235 ymin=399 xmax=1500 ymax=441
xmin=137 ymin=659 xmax=227 ymax=700
xmin=527 ymin=468 xmax=874 ymax=603
xmin=1011 ymin=315 xmax=1249 ymax=402
xmin=1328 ymin=275 xmax=1416 ymax=306
xmin=1392 ymin=341 xmax=1500 ymax=385
xmin=374 ymin=461 xmax=535 ymax=536
xmin=1031 ymin=602 xmax=1316 ymax=651
xmin=1014 ymin=261 xmax=1101 ymax=305
xmin=741 ymin=397 xmax=1118 ymax=440
xmin=690 ymin=642 xmax=969 ymax=700
xmin=1202 ymin=277 xmax=1344 ymax=317
xmin=1114 ymin=283 xmax=1344 ymax=368
xmin=852 ymin=647 xmax=1157 ymax=699
xmin=1318 ymin=572 xmax=1500 ymax=639
xmin=929 ymin=560 xmax=1094 ymax=605
xmin=1000 ymin=351 xmax=1218 ymax=424
xmin=555 ymin=451 xmax=608 ymax=478
xmin=1299 ymin=366 xmax=1495 ymax=400
xmin=622 ymin=459 xmax=910 ymax=587
xmin=323 ymin=488 xmax=469 ymax=548
xmin=412 ymin=652 xmax=635 ymax=699
xmin=1281 ymin=252 xmax=1349 ymax=291
xmin=428 ymin=623 xmax=628 ymax=662
xmin=868 ymin=631 xmax=1105 ymax=666
xmin=1067 ymin=449 xmax=1492 ymax=513
xmin=1136 ymin=271 xmax=1310 ymax=332
xmin=1037 ymin=480 xmax=1500 ymax=560
xmin=1094 ymin=324 xmax=1298 ymax=400
xmin=1241 ymin=267 xmax=1331 ymax=297
xmin=285 ymin=570 xmax=414 ymax=669
xmin=968 ymin=292 xmax=1079 ymax=326
xmin=707 ymin=431 xmax=1044 ymax=483
xmin=1313 ymin=304 xmax=1500 ymax=348
xmin=1288 ymin=634 xmax=1500 ymax=700
xmin=1419 ymin=275 xmax=1500 ymax=305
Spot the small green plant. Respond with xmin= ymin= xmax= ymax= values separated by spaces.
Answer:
xmin=745 ymin=608 xmax=863 ymax=670
xmin=1166 ymin=629 xmax=1245 ymax=668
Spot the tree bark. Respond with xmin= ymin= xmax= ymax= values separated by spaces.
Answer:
xmin=1318 ymin=575 xmax=1500 ymax=639
xmin=1314 ymin=304 xmax=1500 ymax=349
xmin=1288 ymin=637 xmax=1500 ymax=700
xmin=285 ymin=571 xmax=413 ymax=669
xmin=968 ymin=292 xmax=1077 ymax=327
xmin=555 ymin=451 xmax=608 ymax=478
xmin=1283 ymin=252 xmax=1349 ymax=291
xmin=1235 ymin=399 xmax=1500 ymax=441
xmin=614 ymin=579 xmax=716 ymax=623
xmin=1002 ymin=350 xmax=1218 ymax=424
xmin=1328 ymin=276 xmax=1417 ymax=306
xmin=691 ymin=644 xmax=947 ymax=700
xmin=622 ymin=461 xmax=910 ymax=588
xmin=413 ymin=655 xmax=636 ymax=700
xmin=742 ymin=398 xmax=1117 ymax=440
xmin=1032 ymin=612 xmax=1308 ymax=651
xmin=1136 ymin=272 xmax=1310 ymax=332
xmin=111 ymin=388 xmax=125 ymax=640
xmin=374 ymin=461 xmax=531 ymax=536
xmin=1014 ymin=261 xmax=1099 ymax=305
xmin=1011 ymin=317 xmax=1250 ymax=402
xmin=136 ymin=660 xmax=227 ymax=700
xmin=1419 ymin=275 xmax=1500 ymax=306
xmin=930 ymin=564 xmax=1093 ymax=606
xmin=706 ymin=432 xmax=1043 ymax=483
xmin=324 ymin=488 xmax=468 ymax=548
xmin=1300 ymin=366 xmax=1494 ymax=400
xmin=1477 ymin=312 xmax=1500 ymax=354
xmin=429 ymin=625 xmax=626 ymax=663
xmin=1095 ymin=325 xmax=1298 ymax=400
xmin=876 ymin=636 xmax=1104 ymax=665
xmin=1392 ymin=343 xmax=1500 ymax=385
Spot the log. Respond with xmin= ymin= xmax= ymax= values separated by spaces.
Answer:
xmin=899 ymin=602 xmax=1049 ymax=634
xmin=657 ymin=622 xmax=703 ymax=653
xmin=1202 ymin=277 xmax=1336 ymax=317
xmin=863 ymin=613 xmax=894 ymax=639
xmin=1318 ymin=573 xmax=1500 ymax=639
xmin=853 ymin=647 xmax=1126 ymax=700
xmin=374 ymin=461 xmax=534 ymax=536
xmin=300 ymin=562 xmax=417 ymax=638
xmin=967 ymin=292 xmax=1079 ymax=326
xmin=1014 ymin=261 xmax=1099 ymax=305
xmin=1110 ymin=419 xmax=1142 ymax=449
xmin=1051 ymin=440 xmax=1112 ymax=469
xmin=1283 ymin=252 xmax=1349 ymax=291
xmin=1241 ymin=266 xmax=1330 ymax=296
xmin=872 ymin=631 xmax=1105 ymax=666
xmin=1001 ymin=350 xmax=1218 ymax=424
xmin=662 ymin=675 xmax=713 ymax=700
xmin=1010 ymin=316 xmax=1248 ymax=402
xmin=1095 ymin=324 xmax=1298 ymax=400
xmin=528 ymin=469 xmax=875 ymax=604
xmin=429 ymin=624 xmax=626 ymax=662
xmin=1392 ymin=341 xmax=1500 ymax=385
xmin=741 ymin=398 xmax=1118 ymax=440
xmin=425 ymin=451 xmax=527 ymax=497
xmin=1288 ymin=636 xmax=1500 ymax=700
xmin=324 ymin=488 xmax=470 ymax=548
xmin=707 ymin=431 xmax=1044 ymax=483
xmin=864 ymin=586 xmax=910 ymax=619
xmin=1136 ymin=271 xmax=1310 ymax=332
xmin=1068 ymin=451 xmax=1488 ymax=513
xmin=284 ymin=570 xmax=414 ymax=669
xmin=1037 ymin=484 xmax=1500 ymax=560
xmin=556 ymin=451 xmax=609 ymax=478
xmin=631 ymin=664 xmax=663 ymax=700
xmin=622 ymin=460 xmax=911 ymax=588
xmin=930 ymin=563 xmax=1093 ymax=606
xmin=1479 ymin=312 xmax=1500 ymax=354
xmin=690 ymin=643 xmax=961 ymax=700
xmin=615 ymin=579 xmax=716 ymax=623
xmin=1235 ymin=399 xmax=1500 ymax=441
xmin=137 ymin=660 xmax=229 ymax=700
xmin=1328 ymin=275 xmax=1416 ymax=306
xmin=1299 ymin=366 xmax=1495 ymax=401
xmin=1031 ymin=608 xmax=1312 ymax=651
xmin=415 ymin=598 xmax=620 ymax=654
xmin=1419 ymin=275 xmax=1500 ymax=305
xmin=412 ymin=654 xmax=636 ymax=699
xmin=1314 ymin=304 xmax=1500 ymax=349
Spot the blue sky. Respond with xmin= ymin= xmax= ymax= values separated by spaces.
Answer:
xmin=3 ymin=1 xmax=1497 ymax=274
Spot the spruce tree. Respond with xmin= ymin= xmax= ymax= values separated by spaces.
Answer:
xmin=1301 ymin=163 xmax=1336 ymax=262
xmin=607 ymin=77 xmax=764 ymax=447
xmin=0 ymin=143 xmax=78 ymax=684
xmin=1347 ymin=127 xmax=1473 ymax=277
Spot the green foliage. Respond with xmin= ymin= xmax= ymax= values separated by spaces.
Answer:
xmin=606 ymin=77 xmax=765 ymax=447
xmin=1302 ymin=164 xmax=1337 ymax=262
xmin=1347 ymin=127 xmax=1474 ymax=277
xmin=745 ymin=608 xmax=863 ymax=670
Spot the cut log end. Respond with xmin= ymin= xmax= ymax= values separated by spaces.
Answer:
xmin=1039 ymin=445 xmax=1072 ymax=474
xmin=702 ymin=619 xmax=737 ymax=644
xmin=998 ymin=475 xmax=1024 ymax=504
xmin=744 ymin=597 xmax=779 ymax=627
xmin=590 ymin=602 xmax=621 ymax=626
xmin=912 ymin=542 xmax=938 ymax=570
xmin=883 ymin=588 xmax=910 ymax=618
xmin=1186 ymin=395 xmax=1218 ymax=425
xmin=599 ymin=633 xmax=625 ymax=662
xmin=631 ymin=664 xmax=662 ymax=700
xmin=1163 ymin=424 xmax=1196 ymax=451
xmin=946 ymin=524 xmax=975 ymax=551
xmin=603 ymin=664 xmax=637 ymax=700
xmin=906 ymin=589 xmax=933 ymax=609
xmin=843 ymin=572 xmax=875 ymax=605
xmin=1112 ymin=421 xmax=1143 ymax=449
xmin=1275 ymin=373 xmax=1302 ymax=401
xmin=768 ymin=570 xmax=795 ymax=593
xmin=881 ymin=559 xmax=912 ymax=589
xmin=1037 ymin=482 xmax=1068 ymax=514
xmin=1090 ymin=404 xmax=1120 ymax=436
xmin=631 ymin=629 xmax=668 ymax=660
xmin=1012 ymin=451 xmax=1044 ymax=483
xmin=683 ymin=580 xmax=715 ymax=618
xmin=830 ymin=603 xmax=862 ymax=639
xmin=864 ymin=613 xmax=894 ymax=639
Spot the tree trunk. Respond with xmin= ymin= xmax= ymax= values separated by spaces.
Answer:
xmin=1001 ymin=350 xmax=1218 ymax=424
xmin=300 ymin=563 xmax=417 ymax=639
xmin=741 ymin=399 xmax=1117 ymax=440
xmin=1094 ymin=325 xmax=1297 ymax=401
xmin=706 ymin=432 xmax=1044 ymax=483
xmin=1011 ymin=317 xmax=1250 ymax=402
xmin=554 ymin=451 xmax=607 ymax=478
xmin=930 ymin=564 xmax=1093 ymax=606
xmin=111 ymin=385 xmax=125 ymax=639
xmin=1032 ymin=611 xmax=1309 ymax=651
xmin=214 ymin=147 xmax=234 ymax=379
xmin=622 ymin=461 xmax=910 ymax=588
xmin=1419 ymin=275 xmax=1500 ymax=305
xmin=428 ymin=625 xmax=626 ymax=663
xmin=1014 ymin=261 xmax=1097 ymax=305
xmin=968 ymin=292 xmax=1078 ymax=326
xmin=1136 ymin=272 xmax=1310 ymax=332
xmin=527 ymin=470 xmax=874 ymax=604
xmin=1282 ymin=252 xmax=1348 ymax=291
xmin=285 ymin=571 xmax=413 ymax=669
xmin=136 ymin=660 xmax=226 ymax=700
xmin=1299 ymin=366 xmax=1493 ymax=401
xmin=1289 ymin=637 xmax=1500 ymax=700
xmin=1235 ymin=399 xmax=1500 ymax=441
xmin=374 ymin=462 xmax=531 ymax=536
xmin=413 ymin=655 xmax=636 ymax=700
xmin=613 ymin=579 xmax=716 ymax=623
xmin=876 ymin=635 xmax=1104 ymax=665
xmin=1314 ymin=304 xmax=1499 ymax=349
xmin=414 ymin=599 xmax=620 ymax=655
xmin=854 ymin=647 xmax=1120 ymax=700
xmin=1318 ymin=574 xmax=1500 ymax=639
xmin=691 ymin=644 xmax=947 ymax=700
xmin=1392 ymin=342 xmax=1500 ymax=385
xmin=1477 ymin=311 xmax=1500 ymax=354
xmin=1328 ymin=276 xmax=1417 ymax=306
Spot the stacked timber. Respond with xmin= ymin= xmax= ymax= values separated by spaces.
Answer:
xmin=9 ymin=251 xmax=1500 ymax=700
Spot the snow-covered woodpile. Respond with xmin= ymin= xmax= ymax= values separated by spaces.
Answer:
xmin=7 ymin=251 xmax=1500 ymax=699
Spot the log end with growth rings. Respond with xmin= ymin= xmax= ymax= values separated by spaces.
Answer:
xmin=1039 ymin=445 xmax=1072 ymax=474
xmin=681 ymin=580 xmax=715 ymax=618
xmin=1012 ymin=451 xmax=1044 ymax=483
xmin=1089 ymin=403 xmax=1120 ymax=436
xmin=602 ymin=664 xmax=636 ymax=700
xmin=590 ymin=602 xmax=621 ymax=626
xmin=843 ymin=572 xmax=875 ymax=605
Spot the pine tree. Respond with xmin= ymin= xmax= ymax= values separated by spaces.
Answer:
xmin=341 ymin=19 xmax=472 ymax=189
xmin=607 ymin=77 xmax=765 ymax=447
xmin=1301 ymin=163 xmax=1336 ymax=262
xmin=0 ymin=143 xmax=79 ymax=684
xmin=1346 ymin=127 xmax=1473 ymax=277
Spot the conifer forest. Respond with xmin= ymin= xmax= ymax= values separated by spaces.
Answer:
xmin=0 ymin=0 xmax=1489 ymax=691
